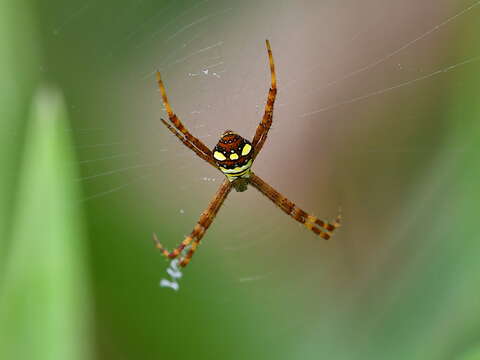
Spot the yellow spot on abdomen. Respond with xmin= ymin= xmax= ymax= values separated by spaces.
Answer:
xmin=230 ymin=153 xmax=239 ymax=160
xmin=242 ymin=143 xmax=252 ymax=156
xmin=214 ymin=151 xmax=226 ymax=161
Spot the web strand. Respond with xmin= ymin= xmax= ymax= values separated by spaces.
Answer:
xmin=301 ymin=55 xmax=480 ymax=117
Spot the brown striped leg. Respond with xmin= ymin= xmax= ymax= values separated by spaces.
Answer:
xmin=154 ymin=179 xmax=232 ymax=267
xmin=178 ymin=179 xmax=232 ymax=267
xmin=159 ymin=118 xmax=218 ymax=169
xmin=156 ymin=71 xmax=213 ymax=157
xmin=153 ymin=232 xmax=192 ymax=259
xmin=252 ymin=40 xmax=277 ymax=159
xmin=249 ymin=173 xmax=341 ymax=239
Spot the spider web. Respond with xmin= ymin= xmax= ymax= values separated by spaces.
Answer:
xmin=69 ymin=0 xmax=480 ymax=200
xmin=38 ymin=0 xmax=480 ymax=358
xmin=53 ymin=0 xmax=478 ymax=273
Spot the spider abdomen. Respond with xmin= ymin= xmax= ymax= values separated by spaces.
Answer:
xmin=213 ymin=130 xmax=254 ymax=184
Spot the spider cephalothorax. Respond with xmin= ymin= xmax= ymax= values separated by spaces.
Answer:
xmin=213 ymin=130 xmax=253 ymax=191
xmin=153 ymin=40 xmax=341 ymax=268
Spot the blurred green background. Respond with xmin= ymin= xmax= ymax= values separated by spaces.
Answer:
xmin=1 ymin=0 xmax=480 ymax=359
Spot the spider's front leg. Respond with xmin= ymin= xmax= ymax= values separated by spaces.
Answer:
xmin=249 ymin=173 xmax=341 ymax=239
xmin=154 ymin=179 xmax=232 ymax=267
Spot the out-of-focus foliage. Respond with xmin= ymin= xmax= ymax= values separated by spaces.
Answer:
xmin=0 ymin=88 xmax=92 ymax=360
xmin=0 ymin=0 xmax=39 ymax=267
xmin=459 ymin=345 xmax=480 ymax=360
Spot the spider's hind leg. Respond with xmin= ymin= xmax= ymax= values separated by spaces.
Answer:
xmin=159 ymin=118 xmax=218 ymax=169
xmin=155 ymin=71 xmax=214 ymax=158
xmin=251 ymin=40 xmax=277 ymax=159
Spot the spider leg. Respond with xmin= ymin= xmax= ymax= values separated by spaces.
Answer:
xmin=252 ymin=39 xmax=277 ymax=159
xmin=249 ymin=173 xmax=341 ymax=239
xmin=156 ymin=71 xmax=213 ymax=157
xmin=154 ymin=179 xmax=232 ymax=267
xmin=159 ymin=118 xmax=218 ymax=168
xmin=178 ymin=179 xmax=232 ymax=267
xmin=153 ymin=232 xmax=192 ymax=259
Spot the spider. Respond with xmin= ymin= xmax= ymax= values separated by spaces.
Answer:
xmin=153 ymin=40 xmax=341 ymax=268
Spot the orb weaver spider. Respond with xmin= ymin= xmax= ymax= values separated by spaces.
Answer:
xmin=153 ymin=40 xmax=341 ymax=268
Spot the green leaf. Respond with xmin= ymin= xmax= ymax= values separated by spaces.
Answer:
xmin=0 ymin=87 xmax=93 ymax=360
xmin=0 ymin=0 xmax=39 ymax=267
